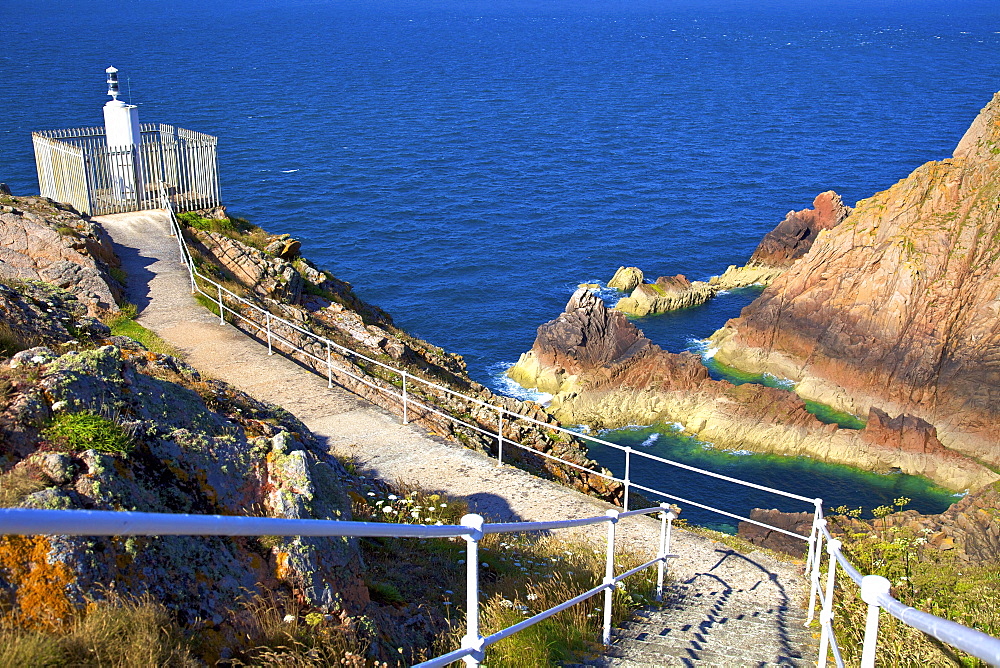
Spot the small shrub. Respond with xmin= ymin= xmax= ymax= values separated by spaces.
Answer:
xmin=0 ymin=593 xmax=195 ymax=666
xmin=43 ymin=411 xmax=134 ymax=456
xmin=55 ymin=226 xmax=78 ymax=238
xmin=0 ymin=469 xmax=49 ymax=507
xmin=103 ymin=303 xmax=180 ymax=356
xmin=108 ymin=266 xmax=128 ymax=285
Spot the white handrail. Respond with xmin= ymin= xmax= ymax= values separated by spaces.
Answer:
xmin=0 ymin=505 xmax=678 ymax=668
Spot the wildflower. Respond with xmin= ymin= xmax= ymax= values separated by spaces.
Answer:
xmin=367 ymin=492 xmax=375 ymax=497
xmin=500 ymin=599 xmax=514 ymax=608
xmin=283 ymin=614 xmax=295 ymax=623
xmin=388 ymin=494 xmax=398 ymax=501
xmin=441 ymin=503 xmax=448 ymax=508
xmin=51 ymin=401 xmax=67 ymax=412
xmin=526 ymin=593 xmax=538 ymax=601
xmin=382 ymin=506 xmax=393 ymax=514
xmin=434 ymin=521 xmax=443 ymax=526
xmin=410 ymin=510 xmax=420 ymax=519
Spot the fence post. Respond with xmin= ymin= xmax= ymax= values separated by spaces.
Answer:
xmin=266 ymin=313 xmax=273 ymax=355
xmin=461 ymin=514 xmax=486 ymax=666
xmin=216 ymin=284 xmax=224 ymax=325
xmin=806 ymin=498 xmax=823 ymax=574
xmin=401 ymin=371 xmax=408 ymax=425
xmin=817 ymin=538 xmax=842 ymax=668
xmin=326 ymin=341 xmax=333 ymax=389
xmin=807 ymin=518 xmax=826 ymax=625
xmin=656 ymin=503 xmax=676 ymax=602
xmin=496 ymin=408 xmax=504 ymax=468
xmin=602 ymin=509 xmax=620 ymax=646
xmin=622 ymin=447 xmax=632 ymax=512
xmin=860 ymin=575 xmax=890 ymax=668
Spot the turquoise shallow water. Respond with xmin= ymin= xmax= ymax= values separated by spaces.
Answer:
xmin=1 ymin=0 xmax=994 ymax=525
xmin=588 ymin=424 xmax=959 ymax=533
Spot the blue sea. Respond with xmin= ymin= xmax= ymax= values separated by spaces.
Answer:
xmin=3 ymin=0 xmax=996 ymax=527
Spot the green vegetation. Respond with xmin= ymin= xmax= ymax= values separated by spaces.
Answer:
xmin=177 ymin=211 xmax=270 ymax=251
xmin=802 ymin=399 xmax=867 ymax=430
xmin=350 ymin=482 xmax=664 ymax=666
xmin=0 ymin=594 xmax=196 ymax=666
xmin=0 ymin=469 xmax=49 ymax=508
xmin=103 ymin=303 xmax=180 ymax=356
xmin=826 ymin=499 xmax=1000 ymax=666
xmin=42 ymin=411 xmax=135 ymax=457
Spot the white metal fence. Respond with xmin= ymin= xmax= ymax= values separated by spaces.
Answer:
xmin=3 ymin=189 xmax=997 ymax=666
xmin=32 ymin=124 xmax=220 ymax=216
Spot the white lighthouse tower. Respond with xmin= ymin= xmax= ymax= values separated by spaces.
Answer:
xmin=102 ymin=66 xmax=143 ymax=202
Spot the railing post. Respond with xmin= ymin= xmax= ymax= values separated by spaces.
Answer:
xmin=806 ymin=498 xmax=823 ymax=573
xmin=656 ymin=503 xmax=676 ymax=602
xmin=266 ymin=313 xmax=273 ymax=355
xmin=461 ymin=514 xmax=485 ymax=666
xmin=622 ymin=447 xmax=632 ymax=512
xmin=817 ymin=538 xmax=842 ymax=668
xmin=216 ymin=284 xmax=224 ymax=325
xmin=602 ymin=509 xmax=620 ymax=646
xmin=860 ymin=575 xmax=890 ymax=668
xmin=807 ymin=517 xmax=826 ymax=625
xmin=326 ymin=341 xmax=333 ymax=389
xmin=401 ymin=371 xmax=408 ymax=425
xmin=496 ymin=408 xmax=504 ymax=467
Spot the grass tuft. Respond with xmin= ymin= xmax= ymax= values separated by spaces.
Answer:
xmin=42 ymin=411 xmax=135 ymax=457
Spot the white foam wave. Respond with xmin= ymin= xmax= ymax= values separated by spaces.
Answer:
xmin=488 ymin=362 xmax=552 ymax=405
xmin=280 ymin=169 xmax=299 ymax=173
xmin=639 ymin=433 xmax=660 ymax=448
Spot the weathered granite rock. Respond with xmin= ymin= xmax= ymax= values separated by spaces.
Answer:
xmin=0 ymin=335 xmax=368 ymax=629
xmin=0 ymin=195 xmax=121 ymax=315
xmin=608 ymin=266 xmax=644 ymax=292
xmin=508 ymin=285 xmax=999 ymax=491
xmin=748 ymin=191 xmax=851 ymax=267
xmin=737 ymin=509 xmax=814 ymax=558
xmin=711 ymin=92 xmax=1000 ymax=469
xmin=615 ymin=275 xmax=716 ymax=316
xmin=610 ymin=191 xmax=849 ymax=317
xmin=742 ymin=482 xmax=1000 ymax=565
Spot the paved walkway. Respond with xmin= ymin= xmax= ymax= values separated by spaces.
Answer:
xmin=97 ymin=210 xmax=818 ymax=666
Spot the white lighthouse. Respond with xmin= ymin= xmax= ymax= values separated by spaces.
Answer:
xmin=102 ymin=66 xmax=143 ymax=201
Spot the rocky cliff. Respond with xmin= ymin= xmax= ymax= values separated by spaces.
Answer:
xmin=711 ymin=92 xmax=1000 ymax=469
xmin=0 ymin=194 xmax=122 ymax=316
xmin=611 ymin=191 xmax=850 ymax=317
xmin=0 ymin=281 xmax=367 ymax=631
xmin=508 ymin=288 xmax=998 ymax=491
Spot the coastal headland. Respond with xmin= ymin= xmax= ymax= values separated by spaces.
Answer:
xmin=508 ymin=92 xmax=1000 ymax=494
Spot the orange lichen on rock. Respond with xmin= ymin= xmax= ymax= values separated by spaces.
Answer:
xmin=0 ymin=534 xmax=77 ymax=630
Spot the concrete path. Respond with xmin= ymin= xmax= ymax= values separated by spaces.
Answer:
xmin=96 ymin=210 xmax=818 ymax=666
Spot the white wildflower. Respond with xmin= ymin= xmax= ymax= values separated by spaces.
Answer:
xmin=410 ymin=510 xmax=420 ymax=519
xmin=283 ymin=614 xmax=295 ymax=623
xmin=382 ymin=506 xmax=393 ymax=514
xmin=51 ymin=401 xmax=68 ymax=412
xmin=526 ymin=593 xmax=538 ymax=601
xmin=500 ymin=599 xmax=514 ymax=608
xmin=388 ymin=494 xmax=398 ymax=501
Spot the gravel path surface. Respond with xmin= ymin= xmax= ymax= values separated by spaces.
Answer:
xmin=97 ymin=210 xmax=818 ymax=665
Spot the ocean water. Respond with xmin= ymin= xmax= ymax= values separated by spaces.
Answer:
xmin=2 ymin=0 xmax=996 ymax=523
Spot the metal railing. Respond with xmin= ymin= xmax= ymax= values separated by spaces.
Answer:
xmin=806 ymin=508 xmax=1000 ymax=667
xmin=77 ymin=188 xmax=1000 ymax=665
xmin=0 ymin=504 xmax=679 ymax=667
xmin=32 ymin=124 xmax=220 ymax=215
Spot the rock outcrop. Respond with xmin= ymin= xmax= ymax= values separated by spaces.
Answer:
xmin=0 ymin=282 xmax=367 ymax=630
xmin=711 ymin=92 xmax=1000 ymax=469
xmin=612 ymin=191 xmax=849 ymax=317
xmin=747 ymin=191 xmax=852 ymax=267
xmin=0 ymin=195 xmax=122 ymax=315
xmin=740 ymin=481 xmax=1000 ymax=565
xmin=508 ymin=288 xmax=999 ymax=491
